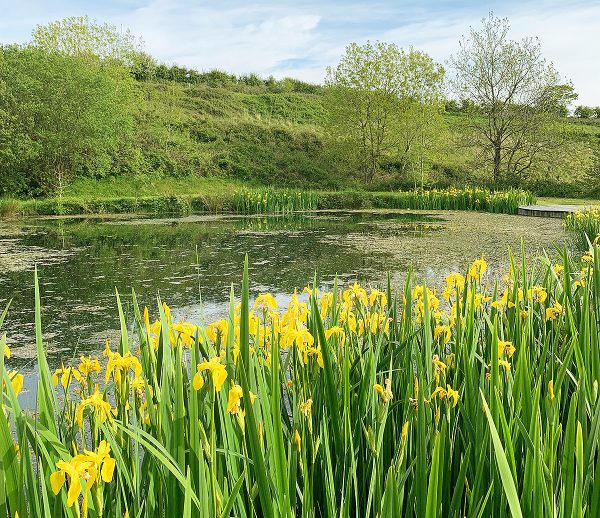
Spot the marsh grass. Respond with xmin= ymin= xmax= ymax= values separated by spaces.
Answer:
xmin=566 ymin=207 xmax=600 ymax=248
xmin=1 ymin=242 xmax=597 ymax=517
xmin=0 ymin=199 xmax=20 ymax=218
xmin=2 ymin=187 xmax=534 ymax=218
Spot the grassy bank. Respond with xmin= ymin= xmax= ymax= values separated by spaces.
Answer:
xmin=539 ymin=197 xmax=600 ymax=206
xmin=0 ymin=184 xmax=535 ymax=218
xmin=1 ymin=245 xmax=598 ymax=516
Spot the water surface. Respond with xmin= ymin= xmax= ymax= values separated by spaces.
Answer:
xmin=0 ymin=209 xmax=566 ymax=402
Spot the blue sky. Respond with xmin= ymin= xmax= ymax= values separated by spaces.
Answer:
xmin=1 ymin=0 xmax=598 ymax=105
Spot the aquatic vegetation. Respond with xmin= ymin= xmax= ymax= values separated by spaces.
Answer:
xmin=566 ymin=206 xmax=600 ymax=248
xmin=361 ymin=187 xmax=536 ymax=213
xmin=232 ymin=186 xmax=535 ymax=215
xmin=233 ymin=187 xmax=319 ymax=214
xmin=1 ymin=245 xmax=599 ymax=516
xmin=3 ymin=187 xmax=534 ymax=218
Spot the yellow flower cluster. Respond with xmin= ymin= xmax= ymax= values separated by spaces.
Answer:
xmin=50 ymin=440 xmax=115 ymax=509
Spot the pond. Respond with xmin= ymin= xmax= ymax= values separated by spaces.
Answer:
xmin=0 ymin=209 xmax=567 ymax=405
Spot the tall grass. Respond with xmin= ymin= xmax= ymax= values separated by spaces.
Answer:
xmin=0 ymin=199 xmax=20 ymax=218
xmin=232 ymin=187 xmax=318 ymax=214
xmin=318 ymin=187 xmax=535 ymax=213
xmin=566 ymin=207 xmax=600 ymax=248
xmin=2 ymin=243 xmax=597 ymax=517
xmin=2 ymin=187 xmax=534 ymax=218
xmin=233 ymin=187 xmax=534 ymax=215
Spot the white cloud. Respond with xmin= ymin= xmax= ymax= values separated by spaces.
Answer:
xmin=1 ymin=0 xmax=598 ymax=104
xmin=115 ymin=1 xmax=322 ymax=74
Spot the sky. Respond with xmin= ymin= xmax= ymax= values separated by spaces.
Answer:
xmin=0 ymin=0 xmax=598 ymax=105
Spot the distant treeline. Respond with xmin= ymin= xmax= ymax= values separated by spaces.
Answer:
xmin=137 ymin=63 xmax=324 ymax=95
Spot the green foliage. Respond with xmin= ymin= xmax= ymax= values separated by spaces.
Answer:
xmin=0 ymin=44 xmax=137 ymax=196
xmin=2 ymin=245 xmax=600 ymax=516
xmin=0 ymin=16 xmax=599 ymax=201
xmin=4 ymin=187 xmax=534 ymax=217
xmin=450 ymin=14 xmax=576 ymax=184
xmin=324 ymin=41 xmax=446 ymax=185
xmin=31 ymin=15 xmax=143 ymax=64
xmin=316 ymin=187 xmax=535 ymax=213
xmin=232 ymin=188 xmax=318 ymax=213
xmin=573 ymin=105 xmax=597 ymax=119
xmin=565 ymin=207 xmax=600 ymax=248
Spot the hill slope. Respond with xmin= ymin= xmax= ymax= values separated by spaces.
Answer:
xmin=126 ymin=80 xmax=600 ymax=196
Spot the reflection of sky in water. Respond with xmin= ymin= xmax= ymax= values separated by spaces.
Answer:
xmin=0 ymin=210 xmax=567 ymax=408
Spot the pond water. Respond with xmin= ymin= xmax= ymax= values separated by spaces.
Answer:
xmin=0 ymin=210 xmax=567 ymax=404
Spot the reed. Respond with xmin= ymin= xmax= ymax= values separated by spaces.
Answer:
xmin=1 ymin=243 xmax=597 ymax=517
xmin=566 ymin=206 xmax=600 ymax=248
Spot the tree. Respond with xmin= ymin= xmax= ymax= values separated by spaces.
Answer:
xmin=450 ymin=14 xmax=574 ymax=184
xmin=31 ymin=16 xmax=143 ymax=65
xmin=129 ymin=51 xmax=158 ymax=81
xmin=541 ymin=83 xmax=577 ymax=117
xmin=325 ymin=41 xmax=444 ymax=184
xmin=574 ymin=105 xmax=594 ymax=118
xmin=397 ymin=50 xmax=445 ymax=188
xmin=0 ymin=45 xmax=137 ymax=196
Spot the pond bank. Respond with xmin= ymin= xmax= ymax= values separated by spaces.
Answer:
xmin=0 ymin=186 xmax=535 ymax=218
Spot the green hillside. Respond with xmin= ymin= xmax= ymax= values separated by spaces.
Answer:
xmin=117 ymin=80 xmax=600 ymax=197
xmin=111 ymin=81 xmax=338 ymax=191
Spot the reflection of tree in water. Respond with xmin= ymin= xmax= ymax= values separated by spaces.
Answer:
xmin=1 ymin=212 xmax=441 ymax=367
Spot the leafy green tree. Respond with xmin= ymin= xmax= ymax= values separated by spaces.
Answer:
xmin=397 ymin=49 xmax=445 ymax=188
xmin=31 ymin=16 xmax=143 ymax=64
xmin=325 ymin=41 xmax=444 ymax=184
xmin=325 ymin=41 xmax=406 ymax=183
xmin=574 ymin=105 xmax=594 ymax=118
xmin=445 ymin=100 xmax=461 ymax=113
xmin=450 ymin=14 xmax=575 ymax=184
xmin=0 ymin=45 xmax=137 ymax=195
xmin=541 ymin=83 xmax=577 ymax=117
xmin=129 ymin=51 xmax=158 ymax=81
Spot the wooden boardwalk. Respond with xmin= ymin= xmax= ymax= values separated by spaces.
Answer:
xmin=518 ymin=204 xmax=586 ymax=218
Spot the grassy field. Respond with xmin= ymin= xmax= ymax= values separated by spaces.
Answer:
xmin=1 ymin=245 xmax=599 ymax=516
xmin=127 ymin=83 xmax=600 ymax=196
xmin=3 ymin=78 xmax=600 ymax=201
xmin=62 ymin=176 xmax=245 ymax=198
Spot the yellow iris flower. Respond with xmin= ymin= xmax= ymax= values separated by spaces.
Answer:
xmin=78 ymin=356 xmax=101 ymax=377
xmin=546 ymin=301 xmax=563 ymax=321
xmin=254 ymin=293 xmax=278 ymax=312
xmin=50 ymin=440 xmax=116 ymax=508
xmin=226 ymin=383 xmax=257 ymax=414
xmin=374 ymin=378 xmax=393 ymax=403
xmin=52 ymin=365 xmax=83 ymax=389
xmin=105 ymin=352 xmax=142 ymax=385
xmin=75 ymin=387 xmax=113 ymax=428
xmin=193 ymin=356 xmax=228 ymax=391
xmin=430 ymin=384 xmax=460 ymax=407
xmin=8 ymin=370 xmax=23 ymax=395
xmin=467 ymin=256 xmax=487 ymax=282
